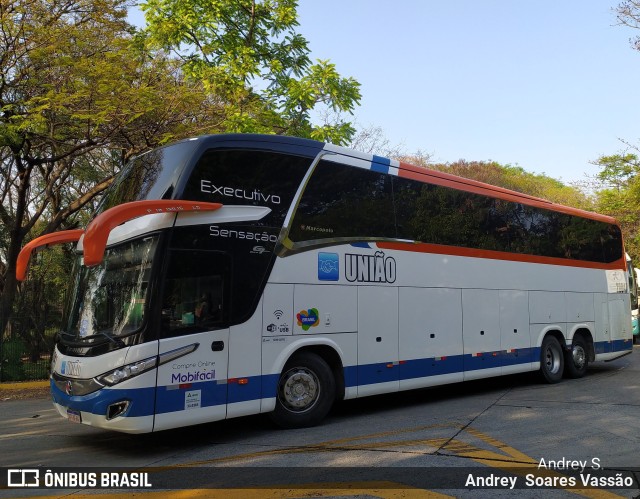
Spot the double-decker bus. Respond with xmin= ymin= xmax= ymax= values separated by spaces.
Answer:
xmin=18 ymin=134 xmax=632 ymax=433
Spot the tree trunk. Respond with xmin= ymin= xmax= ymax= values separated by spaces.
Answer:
xmin=0 ymin=161 xmax=30 ymax=338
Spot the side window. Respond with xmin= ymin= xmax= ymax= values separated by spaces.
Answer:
xmin=393 ymin=177 xmax=497 ymax=249
xmin=289 ymin=160 xmax=395 ymax=243
xmin=161 ymin=250 xmax=230 ymax=337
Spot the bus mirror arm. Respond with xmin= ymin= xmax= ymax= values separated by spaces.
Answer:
xmin=16 ymin=229 xmax=84 ymax=282
xmin=82 ymin=200 xmax=223 ymax=267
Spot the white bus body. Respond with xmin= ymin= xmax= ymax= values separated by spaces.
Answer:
xmin=17 ymin=134 xmax=629 ymax=433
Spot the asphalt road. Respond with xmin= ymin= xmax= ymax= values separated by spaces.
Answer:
xmin=2 ymin=348 xmax=640 ymax=498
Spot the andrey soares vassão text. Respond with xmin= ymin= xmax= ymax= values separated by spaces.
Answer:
xmin=464 ymin=458 xmax=635 ymax=490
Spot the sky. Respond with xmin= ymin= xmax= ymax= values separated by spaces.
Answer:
xmin=129 ymin=1 xmax=640 ymax=184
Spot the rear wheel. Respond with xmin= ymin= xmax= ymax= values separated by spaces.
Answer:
xmin=270 ymin=352 xmax=335 ymax=428
xmin=540 ymin=336 xmax=564 ymax=383
xmin=564 ymin=336 xmax=589 ymax=379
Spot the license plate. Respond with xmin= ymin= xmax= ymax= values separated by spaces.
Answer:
xmin=67 ymin=409 xmax=82 ymax=424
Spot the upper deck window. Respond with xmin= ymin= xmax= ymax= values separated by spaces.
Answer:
xmin=288 ymin=160 xmax=623 ymax=265
xmin=101 ymin=141 xmax=200 ymax=211
xmin=289 ymin=160 xmax=395 ymax=242
xmin=182 ymin=149 xmax=312 ymax=227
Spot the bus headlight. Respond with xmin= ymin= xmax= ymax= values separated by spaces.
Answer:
xmin=96 ymin=357 xmax=157 ymax=386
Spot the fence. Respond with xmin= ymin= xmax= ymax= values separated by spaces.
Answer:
xmin=0 ymin=309 xmax=61 ymax=382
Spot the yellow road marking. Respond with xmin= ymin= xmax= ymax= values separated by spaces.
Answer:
xmin=21 ymin=482 xmax=454 ymax=499
xmin=154 ymin=423 xmax=624 ymax=498
xmin=11 ymin=423 xmax=626 ymax=497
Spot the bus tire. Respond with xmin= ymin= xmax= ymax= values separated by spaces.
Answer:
xmin=540 ymin=335 xmax=564 ymax=383
xmin=564 ymin=336 xmax=589 ymax=379
xmin=270 ymin=352 xmax=335 ymax=428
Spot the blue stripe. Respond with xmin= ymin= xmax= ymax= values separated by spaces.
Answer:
xmin=400 ymin=355 xmax=464 ymax=379
xmin=501 ymin=348 xmax=537 ymax=366
xmin=51 ymin=379 xmax=156 ymax=417
xmin=357 ymin=362 xmax=399 ymax=386
xmin=228 ymin=375 xmax=263 ymax=404
xmin=344 ymin=365 xmax=358 ymax=387
xmin=51 ymin=342 xmax=631 ymax=419
xmin=594 ymin=339 xmax=633 ymax=354
xmin=155 ymin=380 xmax=226 ymax=413
xmin=371 ymin=155 xmax=390 ymax=174
xmin=261 ymin=373 xmax=279 ymax=399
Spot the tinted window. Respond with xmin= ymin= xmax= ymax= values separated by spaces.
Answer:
xmin=163 ymin=224 xmax=279 ymax=334
xmin=182 ymin=149 xmax=312 ymax=227
xmin=161 ymin=249 xmax=230 ymax=338
xmin=393 ymin=176 xmax=622 ymax=263
xmin=289 ymin=161 xmax=395 ymax=242
xmin=287 ymin=162 xmax=622 ymax=264
xmin=394 ymin=178 xmax=499 ymax=250
xmin=100 ymin=141 xmax=199 ymax=211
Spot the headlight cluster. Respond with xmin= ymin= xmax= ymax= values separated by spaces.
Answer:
xmin=96 ymin=357 xmax=157 ymax=386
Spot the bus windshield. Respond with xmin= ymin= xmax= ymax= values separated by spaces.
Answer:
xmin=63 ymin=236 xmax=158 ymax=342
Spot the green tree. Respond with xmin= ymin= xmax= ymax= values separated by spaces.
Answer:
xmin=141 ymin=0 xmax=361 ymax=144
xmin=0 ymin=0 xmax=219 ymax=337
xmin=592 ymin=152 xmax=640 ymax=260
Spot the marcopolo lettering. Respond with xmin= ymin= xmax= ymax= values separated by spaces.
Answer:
xmin=201 ymin=180 xmax=281 ymax=205
xmin=171 ymin=370 xmax=216 ymax=383
xmin=345 ymin=251 xmax=396 ymax=283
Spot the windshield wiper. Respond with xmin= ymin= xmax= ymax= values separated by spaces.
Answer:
xmin=58 ymin=329 xmax=125 ymax=348
xmin=83 ymin=330 xmax=126 ymax=348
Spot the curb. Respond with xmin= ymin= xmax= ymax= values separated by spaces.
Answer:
xmin=0 ymin=380 xmax=49 ymax=391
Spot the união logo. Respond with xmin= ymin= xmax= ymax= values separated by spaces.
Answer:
xmin=318 ymin=252 xmax=339 ymax=281
xmin=345 ymin=251 xmax=396 ymax=283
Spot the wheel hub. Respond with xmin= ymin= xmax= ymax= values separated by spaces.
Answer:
xmin=572 ymin=345 xmax=586 ymax=369
xmin=545 ymin=345 xmax=561 ymax=374
xmin=280 ymin=369 xmax=319 ymax=411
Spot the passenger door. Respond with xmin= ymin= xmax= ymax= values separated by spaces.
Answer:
xmin=153 ymin=249 xmax=231 ymax=431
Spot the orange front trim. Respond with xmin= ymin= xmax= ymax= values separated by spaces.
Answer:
xmin=16 ymin=229 xmax=84 ymax=281
xmin=377 ymin=241 xmax=625 ymax=271
xmin=83 ymin=200 xmax=222 ymax=267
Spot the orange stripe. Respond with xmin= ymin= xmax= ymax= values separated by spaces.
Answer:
xmin=377 ymin=241 xmax=625 ymax=271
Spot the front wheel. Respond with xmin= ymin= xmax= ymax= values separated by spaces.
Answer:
xmin=564 ymin=336 xmax=589 ymax=379
xmin=270 ymin=352 xmax=335 ymax=428
xmin=540 ymin=336 xmax=564 ymax=383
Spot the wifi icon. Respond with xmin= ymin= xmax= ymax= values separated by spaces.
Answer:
xmin=274 ymin=310 xmax=284 ymax=320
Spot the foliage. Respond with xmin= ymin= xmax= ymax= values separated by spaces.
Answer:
xmin=0 ymin=337 xmax=26 ymax=381
xmin=141 ymin=0 xmax=361 ymax=144
xmin=0 ymin=0 xmax=364 ymax=369
xmin=606 ymin=2 xmax=640 ymax=262
xmin=0 ymin=0 xmax=139 ymax=336
xmin=591 ymin=152 xmax=640 ymax=262
xmin=0 ymin=0 xmax=225 ymax=337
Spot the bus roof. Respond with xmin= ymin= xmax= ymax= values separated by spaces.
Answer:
xmin=131 ymin=134 xmax=617 ymax=226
